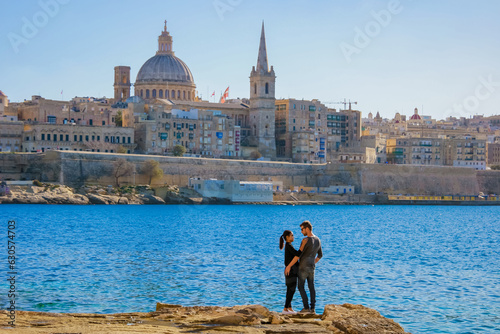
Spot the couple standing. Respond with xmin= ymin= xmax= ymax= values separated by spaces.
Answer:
xmin=279 ymin=220 xmax=323 ymax=314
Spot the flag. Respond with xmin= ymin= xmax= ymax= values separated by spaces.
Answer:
xmin=219 ymin=87 xmax=229 ymax=103
xmin=211 ymin=91 xmax=215 ymax=97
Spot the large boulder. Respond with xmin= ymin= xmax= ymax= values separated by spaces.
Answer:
xmin=140 ymin=194 xmax=166 ymax=204
xmin=86 ymin=194 xmax=119 ymax=204
xmin=322 ymin=304 xmax=410 ymax=334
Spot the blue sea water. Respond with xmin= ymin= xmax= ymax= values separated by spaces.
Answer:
xmin=0 ymin=204 xmax=499 ymax=333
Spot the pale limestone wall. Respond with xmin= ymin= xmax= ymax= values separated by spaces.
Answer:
xmin=2 ymin=151 xmax=499 ymax=196
xmin=356 ymin=164 xmax=480 ymax=196
xmin=56 ymin=151 xmax=315 ymax=188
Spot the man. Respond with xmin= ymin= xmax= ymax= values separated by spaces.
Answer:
xmin=285 ymin=220 xmax=322 ymax=313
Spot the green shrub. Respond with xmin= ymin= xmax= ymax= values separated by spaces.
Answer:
xmin=33 ymin=180 xmax=43 ymax=187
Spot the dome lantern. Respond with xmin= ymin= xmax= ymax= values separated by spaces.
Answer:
xmin=157 ymin=20 xmax=174 ymax=56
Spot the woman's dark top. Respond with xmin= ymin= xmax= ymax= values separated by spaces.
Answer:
xmin=284 ymin=242 xmax=300 ymax=277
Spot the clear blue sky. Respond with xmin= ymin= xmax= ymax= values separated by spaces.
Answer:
xmin=1 ymin=0 xmax=499 ymax=120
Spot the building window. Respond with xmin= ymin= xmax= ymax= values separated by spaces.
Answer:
xmin=177 ymin=90 xmax=181 ymax=99
xmin=265 ymin=83 xmax=269 ymax=94
xmin=152 ymin=89 xmax=157 ymax=98
xmin=65 ymin=135 xmax=69 ymax=141
xmin=183 ymin=91 xmax=186 ymax=100
xmin=60 ymin=134 xmax=64 ymax=141
xmin=188 ymin=91 xmax=191 ymax=100
xmin=146 ymin=90 xmax=150 ymax=98
xmin=102 ymin=121 xmax=106 ymax=125
xmin=41 ymin=134 xmax=45 ymax=140
xmin=48 ymin=116 xmax=56 ymax=124
xmin=159 ymin=90 xmax=163 ymax=98
xmin=171 ymin=90 xmax=175 ymax=98
xmin=254 ymin=84 xmax=257 ymax=95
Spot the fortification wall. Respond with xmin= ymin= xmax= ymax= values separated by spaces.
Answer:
xmin=2 ymin=151 xmax=499 ymax=196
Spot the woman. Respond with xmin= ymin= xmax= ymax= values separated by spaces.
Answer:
xmin=279 ymin=230 xmax=300 ymax=313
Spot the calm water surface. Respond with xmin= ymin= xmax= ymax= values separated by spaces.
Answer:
xmin=1 ymin=204 xmax=499 ymax=334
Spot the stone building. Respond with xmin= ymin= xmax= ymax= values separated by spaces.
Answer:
xmin=22 ymin=123 xmax=135 ymax=153
xmin=275 ymin=98 xmax=361 ymax=163
xmin=133 ymin=102 xmax=241 ymax=158
xmin=0 ymin=90 xmax=7 ymax=116
xmin=387 ymin=136 xmax=487 ymax=169
xmin=0 ymin=121 xmax=23 ymax=152
xmin=487 ymin=142 xmax=500 ymax=167
xmin=11 ymin=95 xmax=118 ymax=126
xmin=361 ymin=134 xmax=387 ymax=163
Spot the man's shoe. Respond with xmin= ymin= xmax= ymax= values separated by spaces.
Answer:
xmin=299 ymin=308 xmax=311 ymax=313
xmin=310 ymin=308 xmax=316 ymax=314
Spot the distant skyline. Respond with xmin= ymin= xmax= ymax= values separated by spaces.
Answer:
xmin=1 ymin=0 xmax=499 ymax=120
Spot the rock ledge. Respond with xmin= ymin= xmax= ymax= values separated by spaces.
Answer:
xmin=1 ymin=303 xmax=411 ymax=333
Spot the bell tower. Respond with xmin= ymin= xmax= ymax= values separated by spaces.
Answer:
xmin=114 ymin=66 xmax=131 ymax=102
xmin=249 ymin=22 xmax=276 ymax=159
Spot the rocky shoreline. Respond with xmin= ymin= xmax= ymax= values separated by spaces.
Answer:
xmin=2 ymin=303 xmax=411 ymax=333
xmin=0 ymin=184 xmax=231 ymax=205
xmin=0 ymin=183 xmax=361 ymax=205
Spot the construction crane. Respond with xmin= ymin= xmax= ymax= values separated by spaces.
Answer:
xmin=323 ymin=99 xmax=358 ymax=110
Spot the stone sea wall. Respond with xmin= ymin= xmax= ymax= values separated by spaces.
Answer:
xmin=1 ymin=151 xmax=499 ymax=196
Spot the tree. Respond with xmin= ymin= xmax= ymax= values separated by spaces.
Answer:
xmin=113 ymin=158 xmax=135 ymax=187
xmin=115 ymin=110 xmax=123 ymax=127
xmin=250 ymin=150 xmax=262 ymax=160
xmin=141 ymin=160 xmax=164 ymax=185
xmin=173 ymin=145 xmax=186 ymax=157
xmin=117 ymin=145 xmax=128 ymax=154
xmin=491 ymin=165 xmax=500 ymax=170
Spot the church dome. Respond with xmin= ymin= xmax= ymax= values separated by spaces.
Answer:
xmin=410 ymin=107 xmax=421 ymax=120
xmin=136 ymin=54 xmax=194 ymax=84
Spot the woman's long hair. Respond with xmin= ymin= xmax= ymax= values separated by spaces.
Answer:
xmin=279 ymin=230 xmax=293 ymax=250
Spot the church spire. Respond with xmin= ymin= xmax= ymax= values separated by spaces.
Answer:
xmin=256 ymin=21 xmax=269 ymax=73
